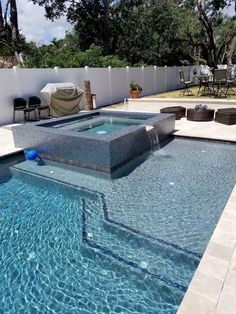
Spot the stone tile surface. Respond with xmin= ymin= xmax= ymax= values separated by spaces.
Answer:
xmin=196 ymin=254 xmax=229 ymax=281
xmin=178 ymin=289 xmax=217 ymax=314
xmin=212 ymin=229 xmax=236 ymax=248
xmin=0 ymin=124 xmax=22 ymax=157
xmin=189 ymin=271 xmax=224 ymax=301
xmin=205 ymin=241 xmax=234 ymax=262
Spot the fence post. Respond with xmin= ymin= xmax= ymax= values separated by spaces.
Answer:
xmin=164 ymin=65 xmax=167 ymax=92
xmin=126 ymin=66 xmax=130 ymax=96
xmin=153 ymin=66 xmax=157 ymax=94
xmin=13 ymin=66 xmax=22 ymax=96
xmin=173 ymin=66 xmax=177 ymax=90
xmin=84 ymin=66 xmax=89 ymax=81
xmin=108 ymin=66 xmax=113 ymax=104
xmin=54 ymin=66 xmax=60 ymax=80
xmin=141 ymin=66 xmax=144 ymax=94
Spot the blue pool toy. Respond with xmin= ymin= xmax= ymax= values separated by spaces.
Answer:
xmin=25 ymin=149 xmax=45 ymax=166
xmin=26 ymin=149 xmax=38 ymax=160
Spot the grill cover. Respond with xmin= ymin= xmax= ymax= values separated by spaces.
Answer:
xmin=41 ymin=83 xmax=83 ymax=117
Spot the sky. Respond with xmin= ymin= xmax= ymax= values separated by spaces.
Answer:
xmin=17 ymin=0 xmax=72 ymax=45
xmin=2 ymin=0 xmax=236 ymax=46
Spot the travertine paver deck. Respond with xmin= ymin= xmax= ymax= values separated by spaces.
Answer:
xmin=0 ymin=124 xmax=22 ymax=157
xmin=174 ymin=118 xmax=236 ymax=142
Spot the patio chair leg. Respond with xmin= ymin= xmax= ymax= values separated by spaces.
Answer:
xmin=197 ymin=86 xmax=201 ymax=96
xmin=185 ymin=84 xmax=193 ymax=96
xmin=13 ymin=111 xmax=15 ymax=123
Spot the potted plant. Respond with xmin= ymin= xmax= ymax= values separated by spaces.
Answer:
xmin=129 ymin=81 xmax=143 ymax=99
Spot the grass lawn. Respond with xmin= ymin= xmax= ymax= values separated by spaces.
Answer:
xmin=149 ymin=86 xmax=236 ymax=99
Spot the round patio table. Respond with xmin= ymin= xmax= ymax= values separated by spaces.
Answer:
xmin=187 ymin=109 xmax=215 ymax=121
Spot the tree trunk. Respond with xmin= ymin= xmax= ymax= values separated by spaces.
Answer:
xmin=0 ymin=1 xmax=4 ymax=32
xmin=83 ymin=80 xmax=93 ymax=111
xmin=10 ymin=0 xmax=18 ymax=42
xmin=197 ymin=1 xmax=218 ymax=68
xmin=226 ymin=36 xmax=236 ymax=64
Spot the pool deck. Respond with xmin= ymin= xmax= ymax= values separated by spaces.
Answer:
xmin=0 ymin=102 xmax=236 ymax=313
xmin=0 ymin=124 xmax=22 ymax=157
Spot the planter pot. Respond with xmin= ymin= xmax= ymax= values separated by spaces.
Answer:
xmin=130 ymin=91 xmax=141 ymax=99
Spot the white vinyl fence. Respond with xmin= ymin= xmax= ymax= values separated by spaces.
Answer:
xmin=0 ymin=65 xmax=193 ymax=125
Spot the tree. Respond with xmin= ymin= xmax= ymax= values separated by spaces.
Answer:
xmin=195 ymin=0 xmax=236 ymax=66
xmin=25 ymin=40 xmax=129 ymax=68
xmin=179 ymin=0 xmax=236 ymax=66
xmin=31 ymin=0 xmax=119 ymax=54
xmin=28 ymin=0 xmax=236 ymax=67
xmin=0 ymin=0 xmax=19 ymax=53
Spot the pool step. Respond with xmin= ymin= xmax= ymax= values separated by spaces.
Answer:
xmin=101 ymin=195 xmax=202 ymax=261
xmin=11 ymin=165 xmax=200 ymax=293
xmin=82 ymin=199 xmax=199 ymax=293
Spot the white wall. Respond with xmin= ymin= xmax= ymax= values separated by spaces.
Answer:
xmin=0 ymin=65 xmax=192 ymax=125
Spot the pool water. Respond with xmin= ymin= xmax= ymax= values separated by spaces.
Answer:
xmin=80 ymin=122 xmax=135 ymax=135
xmin=50 ymin=116 xmax=145 ymax=135
xmin=0 ymin=174 xmax=182 ymax=313
xmin=1 ymin=138 xmax=236 ymax=313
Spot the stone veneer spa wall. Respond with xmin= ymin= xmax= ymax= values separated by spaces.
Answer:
xmin=12 ymin=110 xmax=175 ymax=173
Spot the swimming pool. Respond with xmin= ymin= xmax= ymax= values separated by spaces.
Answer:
xmin=1 ymin=138 xmax=236 ymax=313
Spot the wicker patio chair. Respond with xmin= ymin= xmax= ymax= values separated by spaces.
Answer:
xmin=213 ymin=69 xmax=231 ymax=97
xmin=179 ymin=70 xmax=193 ymax=96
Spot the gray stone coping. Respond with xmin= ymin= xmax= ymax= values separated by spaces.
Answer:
xmin=178 ymin=184 xmax=236 ymax=314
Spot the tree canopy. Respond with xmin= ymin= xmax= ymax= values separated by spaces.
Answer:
xmin=1 ymin=0 xmax=236 ymax=68
xmin=26 ymin=0 xmax=236 ymax=67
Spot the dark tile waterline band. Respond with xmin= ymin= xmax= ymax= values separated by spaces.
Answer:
xmin=81 ymin=198 xmax=187 ymax=294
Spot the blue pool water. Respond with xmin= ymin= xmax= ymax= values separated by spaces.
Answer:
xmin=0 ymin=138 xmax=236 ymax=313
xmin=81 ymin=122 xmax=133 ymax=135
xmin=51 ymin=116 xmax=144 ymax=135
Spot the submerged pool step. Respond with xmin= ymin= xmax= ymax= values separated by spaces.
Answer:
xmin=82 ymin=199 xmax=199 ymax=293
xmin=101 ymin=195 xmax=202 ymax=261
xmin=11 ymin=165 xmax=199 ymax=293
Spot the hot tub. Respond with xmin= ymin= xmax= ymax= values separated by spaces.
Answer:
xmin=12 ymin=110 xmax=175 ymax=173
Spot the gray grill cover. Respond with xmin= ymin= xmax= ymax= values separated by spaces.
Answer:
xmin=41 ymin=83 xmax=83 ymax=117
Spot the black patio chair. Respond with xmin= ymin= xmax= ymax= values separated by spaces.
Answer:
xmin=28 ymin=96 xmax=50 ymax=120
xmin=179 ymin=70 xmax=193 ymax=96
xmin=13 ymin=97 xmax=36 ymax=123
